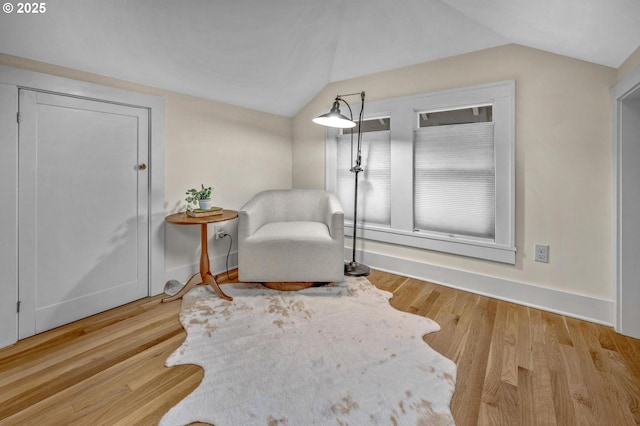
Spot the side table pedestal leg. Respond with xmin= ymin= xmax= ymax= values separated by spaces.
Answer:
xmin=162 ymin=272 xmax=202 ymax=303
xmin=203 ymin=272 xmax=233 ymax=301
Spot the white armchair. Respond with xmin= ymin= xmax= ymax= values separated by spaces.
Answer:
xmin=238 ymin=189 xmax=344 ymax=283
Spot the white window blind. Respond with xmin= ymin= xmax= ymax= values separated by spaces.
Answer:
xmin=337 ymin=130 xmax=391 ymax=226
xmin=414 ymin=122 xmax=495 ymax=239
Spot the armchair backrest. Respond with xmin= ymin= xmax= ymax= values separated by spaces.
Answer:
xmin=266 ymin=189 xmax=332 ymax=223
xmin=239 ymin=189 xmax=344 ymax=239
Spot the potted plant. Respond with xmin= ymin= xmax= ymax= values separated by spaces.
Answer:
xmin=185 ymin=184 xmax=214 ymax=210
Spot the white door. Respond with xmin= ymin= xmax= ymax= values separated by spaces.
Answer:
xmin=0 ymin=83 xmax=18 ymax=349
xmin=18 ymin=90 xmax=149 ymax=338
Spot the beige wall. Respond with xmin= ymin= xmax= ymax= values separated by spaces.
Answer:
xmin=0 ymin=53 xmax=293 ymax=273
xmin=617 ymin=46 xmax=640 ymax=81
xmin=293 ymin=44 xmax=617 ymax=301
xmin=163 ymin=93 xmax=292 ymax=270
xmin=1 ymin=43 xmax=623 ymax=302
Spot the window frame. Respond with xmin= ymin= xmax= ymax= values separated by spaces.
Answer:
xmin=325 ymin=80 xmax=516 ymax=264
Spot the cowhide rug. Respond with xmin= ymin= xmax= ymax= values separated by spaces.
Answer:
xmin=160 ymin=276 xmax=457 ymax=425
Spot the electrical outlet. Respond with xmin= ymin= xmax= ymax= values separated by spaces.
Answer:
xmin=535 ymin=244 xmax=549 ymax=263
xmin=215 ymin=230 xmax=227 ymax=240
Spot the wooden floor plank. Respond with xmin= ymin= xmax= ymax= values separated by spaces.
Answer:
xmin=529 ymin=310 xmax=558 ymax=425
xmin=480 ymin=300 xmax=507 ymax=409
xmin=517 ymin=366 xmax=536 ymax=425
xmin=500 ymin=303 xmax=520 ymax=387
xmin=1 ymin=269 xmax=639 ymax=425
xmin=450 ymin=297 xmax=497 ymax=425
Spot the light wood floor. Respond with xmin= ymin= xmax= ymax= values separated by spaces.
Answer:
xmin=1 ymin=269 xmax=639 ymax=425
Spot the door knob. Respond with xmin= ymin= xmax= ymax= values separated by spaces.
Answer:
xmin=138 ymin=163 xmax=147 ymax=170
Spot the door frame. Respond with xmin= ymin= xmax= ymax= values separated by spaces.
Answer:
xmin=612 ymin=63 xmax=640 ymax=338
xmin=0 ymin=65 xmax=165 ymax=348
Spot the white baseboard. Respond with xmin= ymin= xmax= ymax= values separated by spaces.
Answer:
xmin=350 ymin=249 xmax=614 ymax=326
xmin=163 ymin=248 xmax=613 ymax=326
xmin=161 ymin=251 xmax=238 ymax=296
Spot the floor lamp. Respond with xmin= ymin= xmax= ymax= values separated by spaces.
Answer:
xmin=313 ymin=91 xmax=370 ymax=277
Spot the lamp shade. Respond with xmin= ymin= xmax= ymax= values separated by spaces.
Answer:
xmin=312 ymin=101 xmax=356 ymax=129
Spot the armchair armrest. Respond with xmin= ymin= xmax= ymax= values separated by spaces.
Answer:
xmin=238 ymin=194 xmax=270 ymax=240
xmin=324 ymin=192 xmax=344 ymax=240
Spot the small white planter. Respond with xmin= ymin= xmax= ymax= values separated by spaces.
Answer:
xmin=199 ymin=199 xmax=215 ymax=210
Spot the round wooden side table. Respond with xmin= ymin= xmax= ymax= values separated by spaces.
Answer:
xmin=163 ymin=210 xmax=238 ymax=302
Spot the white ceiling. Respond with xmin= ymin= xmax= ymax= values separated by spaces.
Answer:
xmin=1 ymin=0 xmax=639 ymax=116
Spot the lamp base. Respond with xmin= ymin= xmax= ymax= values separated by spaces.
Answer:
xmin=344 ymin=261 xmax=370 ymax=277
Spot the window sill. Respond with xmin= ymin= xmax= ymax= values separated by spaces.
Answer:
xmin=344 ymin=223 xmax=516 ymax=264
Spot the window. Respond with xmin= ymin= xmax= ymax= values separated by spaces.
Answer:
xmin=325 ymin=81 xmax=515 ymax=264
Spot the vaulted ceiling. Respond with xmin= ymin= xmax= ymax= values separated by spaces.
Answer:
xmin=1 ymin=0 xmax=638 ymax=116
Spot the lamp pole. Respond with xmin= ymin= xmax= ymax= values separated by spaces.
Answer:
xmin=345 ymin=91 xmax=369 ymax=276
xmin=313 ymin=91 xmax=370 ymax=277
